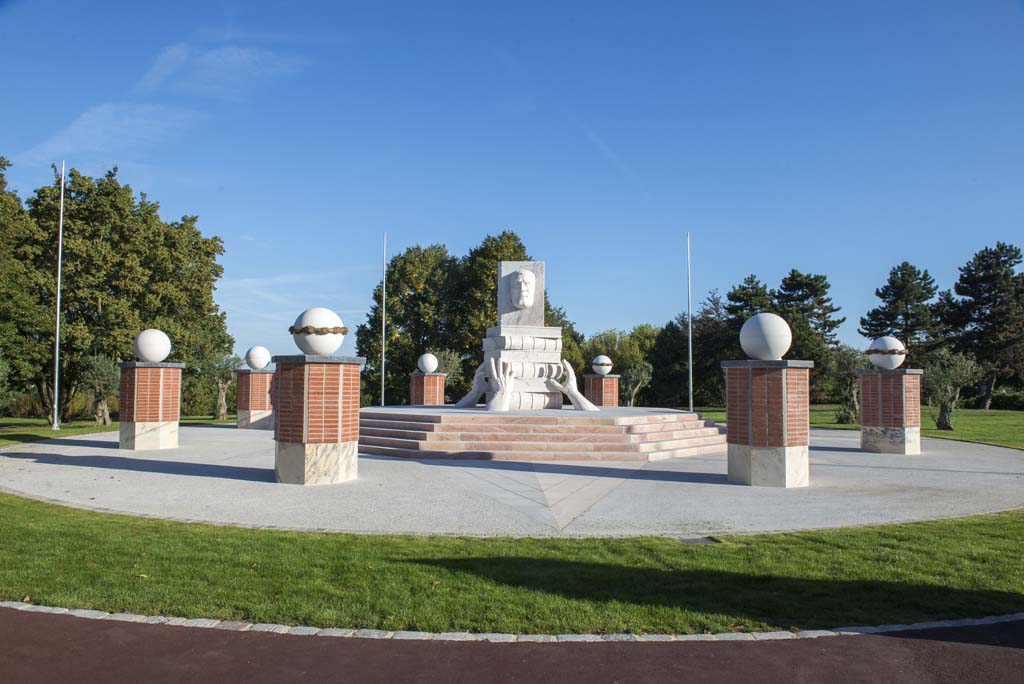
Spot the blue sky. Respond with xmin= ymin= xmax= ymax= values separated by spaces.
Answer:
xmin=2 ymin=1 xmax=1023 ymax=360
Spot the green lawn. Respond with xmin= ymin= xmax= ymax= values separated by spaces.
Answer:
xmin=696 ymin=405 xmax=1024 ymax=451
xmin=0 ymin=415 xmax=237 ymax=448
xmin=1 ymin=493 xmax=1022 ymax=634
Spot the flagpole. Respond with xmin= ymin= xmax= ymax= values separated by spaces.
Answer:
xmin=686 ymin=232 xmax=694 ymax=413
xmin=380 ymin=231 xmax=387 ymax=407
xmin=52 ymin=160 xmax=66 ymax=430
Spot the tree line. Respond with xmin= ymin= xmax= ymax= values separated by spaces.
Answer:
xmin=1 ymin=157 xmax=1020 ymax=424
xmin=358 ymin=230 xmax=1023 ymax=424
xmin=0 ymin=158 xmax=237 ymax=422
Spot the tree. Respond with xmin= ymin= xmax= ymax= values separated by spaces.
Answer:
xmin=355 ymin=231 xmax=585 ymax=405
xmin=646 ymin=291 xmax=735 ymax=408
xmin=823 ymin=345 xmax=869 ymax=424
xmin=923 ymin=349 xmax=983 ymax=430
xmin=0 ymin=159 xmax=234 ymax=420
xmin=620 ymin=362 xmax=653 ymax=406
xmin=78 ymin=355 xmax=119 ymax=425
xmin=0 ymin=349 xmax=18 ymax=416
xmin=725 ymin=275 xmax=774 ymax=320
xmin=356 ymin=244 xmax=456 ymax=405
xmin=858 ymin=262 xmax=938 ymax=356
xmin=582 ymin=327 xmax=652 ymax=405
xmin=430 ymin=349 xmax=465 ymax=404
xmin=937 ymin=243 xmax=1024 ymax=409
xmin=777 ymin=269 xmax=845 ymax=346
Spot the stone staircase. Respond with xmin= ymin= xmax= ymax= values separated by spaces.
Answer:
xmin=358 ymin=410 xmax=727 ymax=461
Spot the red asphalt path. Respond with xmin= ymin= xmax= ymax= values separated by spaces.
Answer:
xmin=2 ymin=608 xmax=1023 ymax=683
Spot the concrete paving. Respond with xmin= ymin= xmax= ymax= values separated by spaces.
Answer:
xmin=0 ymin=425 xmax=1021 ymax=537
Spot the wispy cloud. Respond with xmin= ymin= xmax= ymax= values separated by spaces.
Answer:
xmin=138 ymin=42 xmax=307 ymax=99
xmin=18 ymin=103 xmax=202 ymax=165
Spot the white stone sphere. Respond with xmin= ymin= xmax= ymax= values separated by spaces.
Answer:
xmin=740 ymin=313 xmax=792 ymax=360
xmin=868 ymin=336 xmax=906 ymax=369
xmin=245 ymin=345 xmax=271 ymax=370
xmin=291 ymin=307 xmax=346 ymax=355
xmin=418 ymin=353 xmax=439 ymax=374
xmin=592 ymin=355 xmax=613 ymax=375
xmin=134 ymin=329 xmax=171 ymax=363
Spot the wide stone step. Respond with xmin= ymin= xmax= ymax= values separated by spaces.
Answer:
xmin=645 ymin=443 xmax=728 ymax=461
xmin=627 ymin=427 xmax=725 ymax=443
xmin=360 ymin=427 xmax=630 ymax=443
xmin=633 ymin=434 xmax=728 ymax=452
xmin=625 ymin=419 xmax=719 ymax=434
xmin=360 ymin=436 xmax=641 ymax=452
xmin=358 ymin=444 xmax=652 ymax=461
xmin=359 ymin=420 xmax=629 ymax=436
xmin=359 ymin=443 xmax=725 ymax=462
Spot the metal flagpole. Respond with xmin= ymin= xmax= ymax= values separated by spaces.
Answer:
xmin=686 ymin=232 xmax=694 ymax=413
xmin=52 ymin=160 xmax=66 ymax=430
xmin=381 ymin=231 xmax=387 ymax=406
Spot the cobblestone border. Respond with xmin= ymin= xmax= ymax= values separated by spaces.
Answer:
xmin=3 ymin=601 xmax=1022 ymax=642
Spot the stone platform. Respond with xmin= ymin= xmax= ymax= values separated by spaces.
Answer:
xmin=358 ymin=406 xmax=727 ymax=461
xmin=2 ymin=427 xmax=1024 ymax=537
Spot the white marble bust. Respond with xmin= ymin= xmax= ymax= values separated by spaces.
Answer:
xmin=510 ymin=269 xmax=536 ymax=310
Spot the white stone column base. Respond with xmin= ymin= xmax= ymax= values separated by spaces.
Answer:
xmin=119 ymin=421 xmax=178 ymax=450
xmin=275 ymin=441 xmax=358 ymax=485
xmin=728 ymin=444 xmax=809 ymax=488
xmin=238 ymin=409 xmax=273 ymax=430
xmin=861 ymin=427 xmax=920 ymax=455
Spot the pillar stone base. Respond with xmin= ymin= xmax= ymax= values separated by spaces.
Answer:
xmin=119 ymin=421 xmax=178 ymax=450
xmin=238 ymin=409 xmax=274 ymax=430
xmin=728 ymin=444 xmax=809 ymax=488
xmin=275 ymin=441 xmax=358 ymax=485
xmin=861 ymin=426 xmax=920 ymax=455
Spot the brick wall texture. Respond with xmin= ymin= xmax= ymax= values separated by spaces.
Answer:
xmin=725 ymin=366 xmax=809 ymax=447
xmin=584 ymin=375 xmax=619 ymax=407
xmin=274 ymin=362 xmax=361 ymax=444
xmin=410 ymin=374 xmax=446 ymax=405
xmin=859 ymin=372 xmax=921 ymax=428
xmin=237 ymin=371 xmax=273 ymax=411
xmin=119 ymin=367 xmax=181 ymax=423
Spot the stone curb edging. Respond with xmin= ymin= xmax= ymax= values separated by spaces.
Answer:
xmin=3 ymin=601 xmax=1022 ymax=642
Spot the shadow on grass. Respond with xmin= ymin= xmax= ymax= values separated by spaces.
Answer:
xmin=412 ymin=557 xmax=1024 ymax=636
xmin=0 ymin=431 xmax=118 ymax=447
xmin=0 ymin=450 xmax=273 ymax=482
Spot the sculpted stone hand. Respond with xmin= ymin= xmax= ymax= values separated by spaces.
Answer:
xmin=551 ymin=359 xmax=598 ymax=412
xmin=454 ymin=363 xmax=488 ymax=408
xmin=485 ymin=359 xmax=516 ymax=412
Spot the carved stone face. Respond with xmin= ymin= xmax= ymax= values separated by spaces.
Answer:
xmin=510 ymin=269 xmax=536 ymax=310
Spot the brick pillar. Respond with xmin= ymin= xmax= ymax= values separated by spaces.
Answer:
xmin=721 ymin=360 xmax=813 ymax=487
xmin=410 ymin=373 xmax=446 ymax=405
xmin=272 ymin=354 xmax=364 ymax=485
xmin=236 ymin=369 xmax=275 ymax=430
xmin=118 ymin=362 xmax=184 ymax=450
xmin=583 ymin=374 xmax=619 ymax=407
xmin=858 ymin=369 xmax=922 ymax=455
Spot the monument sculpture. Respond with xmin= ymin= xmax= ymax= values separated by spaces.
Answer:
xmin=455 ymin=261 xmax=597 ymax=411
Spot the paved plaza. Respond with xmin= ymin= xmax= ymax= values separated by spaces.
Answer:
xmin=1 ymin=425 xmax=1021 ymax=537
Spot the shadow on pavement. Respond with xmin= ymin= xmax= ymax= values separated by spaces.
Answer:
xmin=371 ymin=456 xmax=735 ymax=485
xmin=0 ymin=451 xmax=274 ymax=482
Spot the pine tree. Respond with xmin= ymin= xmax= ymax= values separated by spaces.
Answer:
xmin=776 ymin=269 xmax=845 ymax=346
xmin=858 ymin=261 xmax=938 ymax=354
xmin=937 ymin=243 xmax=1024 ymax=409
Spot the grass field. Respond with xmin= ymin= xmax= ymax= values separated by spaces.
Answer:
xmin=1 ymin=493 xmax=1023 ymax=635
xmin=697 ymin=405 xmax=1024 ymax=451
xmin=0 ymin=415 xmax=237 ymax=448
